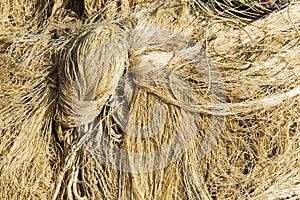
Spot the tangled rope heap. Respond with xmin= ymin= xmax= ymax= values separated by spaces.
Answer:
xmin=0 ymin=0 xmax=300 ymax=199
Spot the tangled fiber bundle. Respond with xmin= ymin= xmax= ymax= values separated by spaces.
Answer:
xmin=1 ymin=0 xmax=300 ymax=199
xmin=191 ymin=0 xmax=291 ymax=22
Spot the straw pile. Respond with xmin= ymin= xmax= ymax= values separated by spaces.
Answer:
xmin=0 ymin=0 xmax=299 ymax=199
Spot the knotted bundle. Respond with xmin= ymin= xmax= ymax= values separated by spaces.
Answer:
xmin=53 ymin=12 xmax=225 ymax=198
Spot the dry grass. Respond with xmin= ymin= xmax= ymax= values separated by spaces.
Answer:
xmin=0 ymin=0 xmax=300 ymax=199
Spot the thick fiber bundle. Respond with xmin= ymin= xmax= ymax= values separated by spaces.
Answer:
xmin=0 ymin=0 xmax=300 ymax=199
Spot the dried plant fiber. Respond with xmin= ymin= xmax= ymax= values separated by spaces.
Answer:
xmin=0 ymin=0 xmax=300 ymax=200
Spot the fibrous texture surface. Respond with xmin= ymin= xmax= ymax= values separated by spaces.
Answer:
xmin=0 ymin=0 xmax=300 ymax=199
